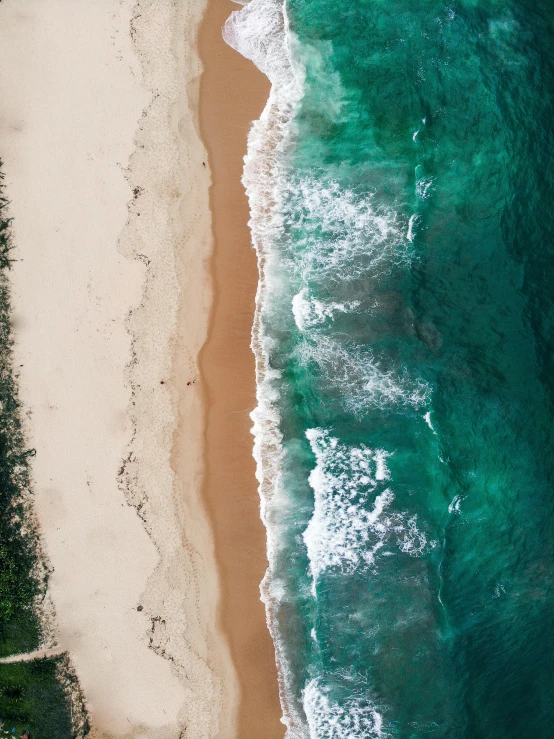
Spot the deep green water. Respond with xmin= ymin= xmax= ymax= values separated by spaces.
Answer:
xmin=229 ymin=0 xmax=554 ymax=735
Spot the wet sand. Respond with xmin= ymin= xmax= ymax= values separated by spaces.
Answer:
xmin=198 ymin=1 xmax=284 ymax=737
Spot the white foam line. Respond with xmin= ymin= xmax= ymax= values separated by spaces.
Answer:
xmin=407 ymin=213 xmax=417 ymax=242
xmin=224 ymin=0 xmax=308 ymax=735
xmin=303 ymin=677 xmax=385 ymax=738
xmin=424 ymin=410 xmax=436 ymax=432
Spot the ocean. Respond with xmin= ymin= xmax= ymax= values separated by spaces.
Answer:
xmin=225 ymin=0 xmax=554 ymax=736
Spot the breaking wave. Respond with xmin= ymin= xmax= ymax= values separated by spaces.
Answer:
xmin=284 ymin=176 xmax=410 ymax=286
xmin=297 ymin=335 xmax=430 ymax=414
xmin=303 ymin=429 xmax=433 ymax=584
xmin=292 ymin=288 xmax=361 ymax=331
xmin=303 ymin=676 xmax=386 ymax=739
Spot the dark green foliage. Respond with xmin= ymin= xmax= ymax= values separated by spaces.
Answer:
xmin=0 ymin=658 xmax=72 ymax=738
xmin=0 ymin=170 xmax=42 ymax=658
xmin=0 ymin=199 xmax=14 ymax=272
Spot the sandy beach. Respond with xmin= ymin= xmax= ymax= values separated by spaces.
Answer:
xmin=198 ymin=1 xmax=284 ymax=738
xmin=0 ymin=0 xmax=274 ymax=736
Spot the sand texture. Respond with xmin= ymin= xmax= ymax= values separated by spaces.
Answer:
xmin=198 ymin=1 xmax=284 ymax=736
xmin=0 ymin=1 xmax=238 ymax=736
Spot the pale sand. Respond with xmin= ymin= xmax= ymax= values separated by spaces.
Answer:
xmin=0 ymin=1 xmax=238 ymax=737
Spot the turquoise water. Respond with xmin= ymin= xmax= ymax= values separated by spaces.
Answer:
xmin=226 ymin=0 xmax=554 ymax=735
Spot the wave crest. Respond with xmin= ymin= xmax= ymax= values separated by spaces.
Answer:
xmin=303 ymin=429 xmax=434 ymax=584
xmin=303 ymin=676 xmax=386 ymax=739
xmin=284 ymin=177 xmax=410 ymax=285
xmin=298 ymin=335 xmax=430 ymax=414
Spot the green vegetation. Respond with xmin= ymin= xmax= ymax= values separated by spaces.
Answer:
xmin=0 ymin=658 xmax=73 ymax=738
xmin=0 ymin=171 xmax=86 ymax=736
xmin=0 ymin=172 xmax=42 ymax=659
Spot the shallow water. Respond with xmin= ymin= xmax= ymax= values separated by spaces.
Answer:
xmin=227 ymin=0 xmax=554 ymax=735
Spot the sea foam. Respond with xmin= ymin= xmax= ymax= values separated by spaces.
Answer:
xmin=292 ymin=288 xmax=360 ymax=331
xmin=225 ymin=0 xmax=428 ymax=733
xmin=303 ymin=677 xmax=385 ymax=739
xmin=298 ymin=334 xmax=430 ymax=415
xmin=225 ymin=0 xmax=308 ymax=734
xmin=303 ymin=429 xmax=432 ymax=585
xmin=284 ymin=176 xmax=409 ymax=286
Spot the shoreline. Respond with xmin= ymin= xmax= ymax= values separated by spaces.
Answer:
xmin=197 ymin=1 xmax=284 ymax=737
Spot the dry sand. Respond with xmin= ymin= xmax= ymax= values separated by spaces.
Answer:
xmin=0 ymin=0 xmax=246 ymax=736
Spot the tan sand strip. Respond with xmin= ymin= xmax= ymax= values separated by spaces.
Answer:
xmin=198 ymin=0 xmax=285 ymax=736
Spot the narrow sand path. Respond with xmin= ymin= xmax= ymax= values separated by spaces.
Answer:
xmin=0 ymin=647 xmax=66 ymax=665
